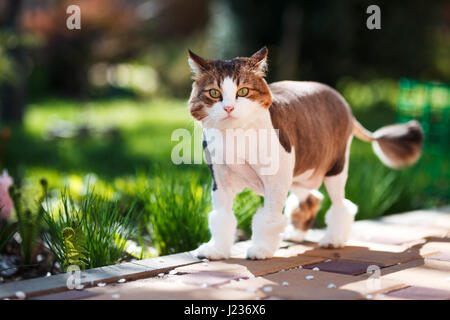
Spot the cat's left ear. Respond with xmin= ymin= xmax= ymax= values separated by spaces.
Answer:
xmin=249 ymin=46 xmax=268 ymax=77
xmin=188 ymin=49 xmax=210 ymax=76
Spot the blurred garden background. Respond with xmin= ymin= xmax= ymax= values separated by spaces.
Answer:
xmin=0 ymin=0 xmax=448 ymax=281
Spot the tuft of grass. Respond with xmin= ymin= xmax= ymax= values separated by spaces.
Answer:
xmin=144 ymin=171 xmax=211 ymax=256
xmin=8 ymin=178 xmax=47 ymax=264
xmin=42 ymin=187 xmax=137 ymax=271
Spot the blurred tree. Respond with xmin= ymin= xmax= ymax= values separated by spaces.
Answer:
xmin=0 ymin=0 xmax=27 ymax=123
xmin=21 ymin=0 xmax=210 ymax=99
xmin=22 ymin=0 xmax=141 ymax=98
xmin=226 ymin=0 xmax=448 ymax=85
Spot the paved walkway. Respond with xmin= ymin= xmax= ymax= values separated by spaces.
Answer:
xmin=4 ymin=207 xmax=450 ymax=300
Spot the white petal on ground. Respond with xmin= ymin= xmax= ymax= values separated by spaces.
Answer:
xmin=262 ymin=286 xmax=273 ymax=292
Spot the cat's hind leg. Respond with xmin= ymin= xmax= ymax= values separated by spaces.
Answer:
xmin=282 ymin=187 xmax=323 ymax=242
xmin=319 ymin=138 xmax=357 ymax=248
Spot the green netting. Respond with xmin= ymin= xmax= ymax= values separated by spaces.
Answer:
xmin=397 ymin=78 xmax=450 ymax=156
xmin=396 ymin=79 xmax=449 ymax=189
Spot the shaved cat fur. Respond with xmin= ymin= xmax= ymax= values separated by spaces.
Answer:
xmin=187 ymin=47 xmax=423 ymax=260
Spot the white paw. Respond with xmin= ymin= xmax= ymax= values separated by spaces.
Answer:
xmin=246 ymin=245 xmax=276 ymax=260
xmin=319 ymin=199 xmax=356 ymax=249
xmin=195 ymin=242 xmax=230 ymax=260
xmin=319 ymin=232 xmax=348 ymax=249
xmin=281 ymin=225 xmax=306 ymax=243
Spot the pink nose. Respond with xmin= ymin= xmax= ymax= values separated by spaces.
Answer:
xmin=224 ymin=106 xmax=234 ymax=114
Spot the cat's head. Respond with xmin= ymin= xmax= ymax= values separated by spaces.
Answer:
xmin=187 ymin=47 xmax=272 ymax=129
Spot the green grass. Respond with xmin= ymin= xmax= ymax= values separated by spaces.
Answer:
xmin=42 ymin=187 xmax=138 ymax=271
xmin=144 ymin=171 xmax=211 ymax=256
xmin=4 ymin=97 xmax=197 ymax=181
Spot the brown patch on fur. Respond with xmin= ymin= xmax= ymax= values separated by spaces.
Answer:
xmin=291 ymin=194 xmax=322 ymax=231
xmin=268 ymin=81 xmax=354 ymax=178
xmin=352 ymin=119 xmax=424 ymax=168
xmin=373 ymin=120 xmax=424 ymax=168
xmin=190 ymin=104 xmax=208 ymax=121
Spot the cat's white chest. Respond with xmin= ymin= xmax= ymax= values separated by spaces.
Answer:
xmin=203 ymin=112 xmax=290 ymax=195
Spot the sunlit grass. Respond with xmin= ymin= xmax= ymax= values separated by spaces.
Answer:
xmin=42 ymin=187 xmax=139 ymax=271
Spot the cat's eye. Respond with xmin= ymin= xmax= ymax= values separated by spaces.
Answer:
xmin=237 ymin=87 xmax=249 ymax=97
xmin=209 ymin=89 xmax=221 ymax=99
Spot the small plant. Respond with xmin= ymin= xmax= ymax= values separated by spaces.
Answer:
xmin=145 ymin=172 xmax=210 ymax=256
xmin=8 ymin=178 xmax=47 ymax=264
xmin=42 ymin=187 xmax=137 ymax=271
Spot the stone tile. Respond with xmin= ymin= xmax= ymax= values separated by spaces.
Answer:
xmin=381 ymin=259 xmax=450 ymax=291
xmin=303 ymin=260 xmax=376 ymax=276
xmin=0 ymin=273 xmax=69 ymax=299
xmin=223 ymin=268 xmax=405 ymax=300
xmin=301 ymin=240 xmax=439 ymax=267
xmin=82 ymin=261 xmax=156 ymax=283
xmin=85 ymin=277 xmax=261 ymax=300
xmin=386 ymin=286 xmax=450 ymax=300
xmin=350 ymin=220 xmax=448 ymax=245
xmin=30 ymin=289 xmax=99 ymax=300
xmin=167 ymin=271 xmax=241 ymax=288
xmin=230 ymin=240 xmax=295 ymax=258
xmin=175 ymin=260 xmax=253 ymax=278
xmin=131 ymin=251 xmax=201 ymax=271
xmin=420 ymin=238 xmax=450 ymax=254
xmin=426 ymin=252 xmax=450 ymax=262
xmin=380 ymin=209 xmax=450 ymax=231
xmin=175 ymin=253 xmax=324 ymax=279
xmin=223 ymin=256 xmax=325 ymax=277
xmin=0 ymin=253 xmax=197 ymax=299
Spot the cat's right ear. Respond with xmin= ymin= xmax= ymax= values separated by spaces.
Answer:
xmin=188 ymin=49 xmax=210 ymax=76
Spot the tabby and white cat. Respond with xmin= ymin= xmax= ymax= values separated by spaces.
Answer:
xmin=187 ymin=47 xmax=423 ymax=260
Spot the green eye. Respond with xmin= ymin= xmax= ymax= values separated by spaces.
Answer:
xmin=237 ymin=87 xmax=249 ymax=97
xmin=209 ymin=89 xmax=221 ymax=98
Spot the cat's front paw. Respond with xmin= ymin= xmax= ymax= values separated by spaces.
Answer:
xmin=246 ymin=245 xmax=276 ymax=260
xmin=195 ymin=242 xmax=230 ymax=260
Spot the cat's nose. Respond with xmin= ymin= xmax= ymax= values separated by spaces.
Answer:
xmin=223 ymin=106 xmax=234 ymax=114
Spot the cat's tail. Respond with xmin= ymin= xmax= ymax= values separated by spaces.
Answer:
xmin=353 ymin=118 xmax=424 ymax=169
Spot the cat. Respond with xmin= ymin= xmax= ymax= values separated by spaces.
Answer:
xmin=187 ymin=47 xmax=423 ymax=260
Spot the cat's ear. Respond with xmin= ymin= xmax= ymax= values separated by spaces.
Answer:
xmin=188 ymin=49 xmax=210 ymax=76
xmin=249 ymin=46 xmax=268 ymax=77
